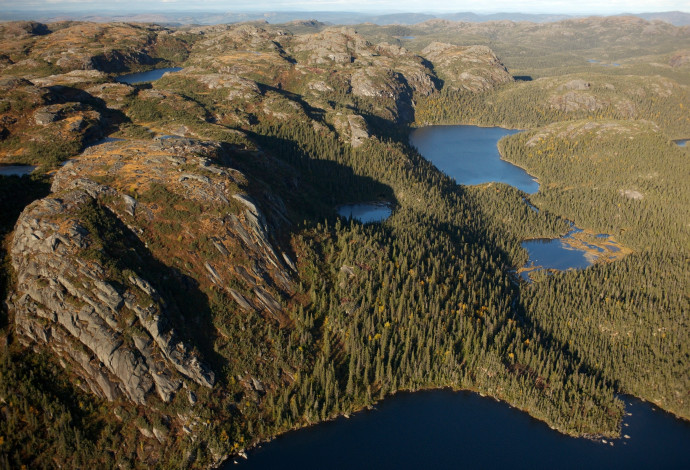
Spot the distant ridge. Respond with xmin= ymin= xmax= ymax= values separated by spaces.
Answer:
xmin=0 ymin=9 xmax=689 ymax=26
xmin=632 ymin=11 xmax=690 ymax=26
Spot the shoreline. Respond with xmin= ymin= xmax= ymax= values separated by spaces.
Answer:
xmin=227 ymin=383 xmax=622 ymax=466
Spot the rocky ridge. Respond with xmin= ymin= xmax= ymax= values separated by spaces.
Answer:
xmin=421 ymin=42 xmax=514 ymax=92
xmin=7 ymin=136 xmax=296 ymax=406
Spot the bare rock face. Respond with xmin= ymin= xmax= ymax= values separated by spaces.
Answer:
xmin=559 ymin=79 xmax=591 ymax=91
xmin=9 ymin=188 xmax=214 ymax=404
xmin=669 ymin=50 xmax=690 ymax=68
xmin=549 ymin=91 xmax=606 ymax=113
xmin=421 ymin=42 xmax=514 ymax=92
xmin=194 ymin=73 xmax=262 ymax=101
xmin=333 ymin=113 xmax=370 ymax=147
xmin=8 ymin=136 xmax=295 ymax=406
xmin=31 ymin=70 xmax=108 ymax=87
xmin=291 ymin=27 xmax=367 ymax=65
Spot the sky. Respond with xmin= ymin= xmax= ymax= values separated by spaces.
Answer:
xmin=0 ymin=0 xmax=687 ymax=15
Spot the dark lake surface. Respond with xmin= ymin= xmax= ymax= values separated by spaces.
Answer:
xmin=228 ymin=125 xmax=689 ymax=469
xmin=337 ymin=203 xmax=392 ymax=223
xmin=115 ymin=67 xmax=182 ymax=84
xmin=231 ymin=390 xmax=690 ymax=469
xmin=409 ymin=125 xmax=539 ymax=194
xmin=0 ymin=165 xmax=35 ymax=176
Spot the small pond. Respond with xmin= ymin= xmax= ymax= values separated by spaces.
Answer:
xmin=231 ymin=390 xmax=690 ymax=469
xmin=337 ymin=203 xmax=392 ymax=223
xmin=115 ymin=67 xmax=183 ymax=84
xmin=409 ymin=125 xmax=539 ymax=194
xmin=519 ymin=224 xmax=626 ymax=281
xmin=0 ymin=165 xmax=36 ymax=176
xmin=674 ymin=139 xmax=687 ymax=147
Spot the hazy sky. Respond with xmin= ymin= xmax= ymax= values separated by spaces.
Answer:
xmin=1 ymin=0 xmax=687 ymax=14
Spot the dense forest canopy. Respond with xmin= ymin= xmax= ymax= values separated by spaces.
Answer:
xmin=0 ymin=15 xmax=688 ymax=469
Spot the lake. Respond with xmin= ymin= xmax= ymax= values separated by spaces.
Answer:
xmin=519 ymin=225 xmax=626 ymax=281
xmin=115 ymin=67 xmax=182 ymax=84
xmin=227 ymin=126 xmax=686 ymax=469
xmin=0 ymin=165 xmax=35 ymax=176
xmin=338 ymin=203 xmax=392 ymax=223
xmin=410 ymin=125 xmax=626 ymax=278
xmin=409 ymin=125 xmax=539 ymax=194
xmin=232 ymin=390 xmax=690 ymax=469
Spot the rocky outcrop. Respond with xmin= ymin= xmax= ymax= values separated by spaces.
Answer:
xmin=548 ymin=90 xmax=635 ymax=117
xmin=290 ymin=27 xmax=367 ymax=65
xmin=183 ymin=24 xmax=438 ymax=124
xmin=0 ymin=78 xmax=106 ymax=165
xmin=288 ymin=28 xmax=437 ymax=122
xmin=333 ymin=113 xmax=370 ymax=147
xmin=559 ymin=79 xmax=591 ymax=91
xmin=8 ymin=136 xmax=296 ymax=405
xmin=9 ymin=188 xmax=214 ymax=404
xmin=31 ymin=69 xmax=108 ymax=87
xmin=421 ymin=42 xmax=513 ymax=92
xmin=669 ymin=50 xmax=690 ymax=67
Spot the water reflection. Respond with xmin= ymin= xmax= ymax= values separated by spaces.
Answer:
xmin=338 ymin=203 xmax=392 ymax=223
xmin=0 ymin=165 xmax=35 ymax=176
xmin=409 ymin=125 xmax=539 ymax=194
xmin=232 ymin=390 xmax=690 ymax=470
xmin=115 ymin=67 xmax=183 ymax=84
xmin=520 ymin=225 xmax=627 ymax=281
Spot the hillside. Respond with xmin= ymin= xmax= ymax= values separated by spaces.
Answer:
xmin=0 ymin=16 xmax=688 ymax=469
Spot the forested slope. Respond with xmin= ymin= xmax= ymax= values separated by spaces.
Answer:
xmin=0 ymin=16 xmax=688 ymax=469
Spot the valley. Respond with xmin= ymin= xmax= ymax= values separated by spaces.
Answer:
xmin=0 ymin=15 xmax=688 ymax=469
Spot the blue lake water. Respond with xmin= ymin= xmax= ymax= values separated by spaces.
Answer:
xmin=115 ymin=67 xmax=182 ymax=84
xmin=409 ymin=125 xmax=624 ymax=277
xmin=674 ymin=139 xmax=687 ymax=147
xmin=409 ymin=125 xmax=539 ymax=194
xmin=338 ymin=203 xmax=392 ymax=223
xmin=232 ymin=390 xmax=690 ymax=469
xmin=0 ymin=165 xmax=35 ymax=176
xmin=520 ymin=233 xmax=593 ymax=281
xmin=227 ymin=125 xmax=687 ymax=469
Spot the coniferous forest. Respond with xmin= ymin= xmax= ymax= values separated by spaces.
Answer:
xmin=0 ymin=15 xmax=688 ymax=469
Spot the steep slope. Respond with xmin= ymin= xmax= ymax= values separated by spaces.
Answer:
xmin=8 ymin=136 xmax=300 ymax=404
xmin=2 ymin=18 xmax=688 ymax=469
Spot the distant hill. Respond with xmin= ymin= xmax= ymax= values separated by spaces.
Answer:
xmin=1 ymin=10 xmax=689 ymax=26
xmin=632 ymin=11 xmax=690 ymax=26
